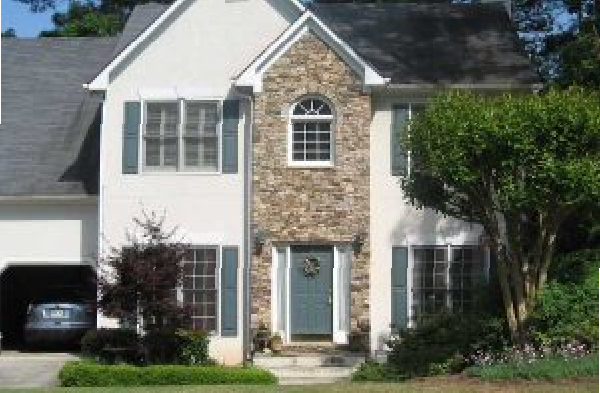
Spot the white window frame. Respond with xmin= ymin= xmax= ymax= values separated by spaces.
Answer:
xmin=140 ymin=99 xmax=223 ymax=174
xmin=393 ymin=101 xmax=427 ymax=177
xmin=178 ymin=244 xmax=221 ymax=336
xmin=406 ymin=243 xmax=490 ymax=327
xmin=287 ymin=97 xmax=335 ymax=168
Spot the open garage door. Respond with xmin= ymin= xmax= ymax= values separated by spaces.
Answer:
xmin=0 ymin=265 xmax=96 ymax=350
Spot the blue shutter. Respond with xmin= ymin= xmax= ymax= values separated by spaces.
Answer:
xmin=222 ymin=100 xmax=240 ymax=174
xmin=122 ymin=101 xmax=141 ymax=174
xmin=391 ymin=247 xmax=408 ymax=331
xmin=391 ymin=105 xmax=409 ymax=176
xmin=220 ymin=246 xmax=239 ymax=336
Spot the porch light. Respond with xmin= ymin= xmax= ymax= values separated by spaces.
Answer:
xmin=352 ymin=231 xmax=367 ymax=255
xmin=252 ymin=225 xmax=267 ymax=255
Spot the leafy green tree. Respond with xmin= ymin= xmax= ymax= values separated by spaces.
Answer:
xmin=39 ymin=1 xmax=124 ymax=37
xmin=402 ymin=88 xmax=600 ymax=341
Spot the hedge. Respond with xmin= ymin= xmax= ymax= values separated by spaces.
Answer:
xmin=59 ymin=361 xmax=277 ymax=387
xmin=466 ymin=353 xmax=599 ymax=380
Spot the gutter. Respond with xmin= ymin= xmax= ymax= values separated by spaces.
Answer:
xmin=0 ymin=195 xmax=98 ymax=204
xmin=379 ymin=82 xmax=543 ymax=92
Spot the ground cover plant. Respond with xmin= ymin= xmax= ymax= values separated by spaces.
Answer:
xmin=466 ymin=352 xmax=598 ymax=380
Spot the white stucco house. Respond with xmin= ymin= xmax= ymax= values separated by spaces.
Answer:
xmin=0 ymin=0 xmax=538 ymax=364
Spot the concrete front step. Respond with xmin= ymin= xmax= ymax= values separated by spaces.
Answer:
xmin=254 ymin=353 xmax=364 ymax=385
xmin=279 ymin=377 xmax=345 ymax=385
xmin=254 ymin=353 xmax=364 ymax=368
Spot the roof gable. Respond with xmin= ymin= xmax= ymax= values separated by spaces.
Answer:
xmin=234 ymin=10 xmax=387 ymax=92
xmin=86 ymin=0 xmax=306 ymax=91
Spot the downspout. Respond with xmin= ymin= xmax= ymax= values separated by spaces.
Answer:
xmin=96 ymin=91 xmax=107 ymax=329
xmin=238 ymin=90 xmax=254 ymax=363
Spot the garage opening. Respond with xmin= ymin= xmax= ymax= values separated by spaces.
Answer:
xmin=0 ymin=265 xmax=96 ymax=350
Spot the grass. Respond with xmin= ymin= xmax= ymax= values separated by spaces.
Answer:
xmin=0 ymin=379 xmax=598 ymax=393
xmin=466 ymin=354 xmax=599 ymax=380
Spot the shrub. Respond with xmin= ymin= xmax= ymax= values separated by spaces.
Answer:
xmin=351 ymin=361 xmax=406 ymax=382
xmin=59 ymin=361 xmax=277 ymax=387
xmin=176 ymin=330 xmax=210 ymax=365
xmin=528 ymin=249 xmax=600 ymax=347
xmin=81 ymin=329 xmax=140 ymax=361
xmin=142 ymin=329 xmax=183 ymax=365
xmin=466 ymin=353 xmax=599 ymax=380
xmin=387 ymin=312 xmax=508 ymax=377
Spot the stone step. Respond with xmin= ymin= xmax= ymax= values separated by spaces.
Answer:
xmin=268 ymin=366 xmax=355 ymax=379
xmin=279 ymin=377 xmax=346 ymax=385
xmin=254 ymin=354 xmax=364 ymax=368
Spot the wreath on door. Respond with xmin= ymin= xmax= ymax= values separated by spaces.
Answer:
xmin=303 ymin=255 xmax=321 ymax=277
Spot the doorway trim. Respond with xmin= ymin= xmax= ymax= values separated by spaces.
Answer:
xmin=271 ymin=243 xmax=351 ymax=345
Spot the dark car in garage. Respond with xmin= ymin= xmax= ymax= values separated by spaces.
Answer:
xmin=24 ymin=301 xmax=95 ymax=347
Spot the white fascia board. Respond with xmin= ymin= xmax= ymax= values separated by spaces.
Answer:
xmin=234 ymin=10 xmax=387 ymax=92
xmin=235 ymin=12 xmax=312 ymax=90
xmin=0 ymin=195 xmax=98 ymax=205
xmin=85 ymin=0 xmax=307 ymax=92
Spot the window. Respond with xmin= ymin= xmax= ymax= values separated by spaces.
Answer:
xmin=183 ymin=247 xmax=218 ymax=331
xmin=289 ymin=97 xmax=334 ymax=165
xmin=411 ymin=245 xmax=486 ymax=324
xmin=144 ymin=101 xmax=220 ymax=172
xmin=391 ymin=103 xmax=425 ymax=176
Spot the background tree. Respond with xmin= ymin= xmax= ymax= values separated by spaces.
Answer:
xmin=402 ymin=88 xmax=600 ymax=340
xmin=39 ymin=1 xmax=123 ymax=37
xmin=2 ymin=28 xmax=17 ymax=37
xmin=99 ymin=212 xmax=191 ymax=332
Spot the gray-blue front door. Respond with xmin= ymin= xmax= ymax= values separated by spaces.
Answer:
xmin=290 ymin=245 xmax=334 ymax=336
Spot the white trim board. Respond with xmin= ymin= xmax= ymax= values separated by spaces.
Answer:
xmin=85 ymin=0 xmax=306 ymax=91
xmin=271 ymin=244 xmax=350 ymax=345
xmin=234 ymin=10 xmax=388 ymax=93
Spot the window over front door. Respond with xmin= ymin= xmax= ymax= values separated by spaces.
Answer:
xmin=143 ymin=101 xmax=220 ymax=172
xmin=289 ymin=97 xmax=334 ymax=167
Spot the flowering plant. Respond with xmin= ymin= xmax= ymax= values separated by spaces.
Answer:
xmin=468 ymin=339 xmax=593 ymax=367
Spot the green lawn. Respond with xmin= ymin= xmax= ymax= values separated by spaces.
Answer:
xmin=0 ymin=379 xmax=597 ymax=393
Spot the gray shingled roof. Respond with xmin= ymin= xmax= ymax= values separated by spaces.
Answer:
xmin=0 ymin=38 xmax=118 ymax=196
xmin=112 ymin=3 xmax=168 ymax=56
xmin=311 ymin=2 xmax=538 ymax=85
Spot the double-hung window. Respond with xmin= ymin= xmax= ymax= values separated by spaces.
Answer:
xmin=411 ymin=245 xmax=486 ymax=325
xmin=182 ymin=247 xmax=218 ymax=332
xmin=391 ymin=103 xmax=425 ymax=176
xmin=143 ymin=101 xmax=220 ymax=172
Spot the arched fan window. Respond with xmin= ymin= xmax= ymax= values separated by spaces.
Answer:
xmin=289 ymin=97 xmax=334 ymax=166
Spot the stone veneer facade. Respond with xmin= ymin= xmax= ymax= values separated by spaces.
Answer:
xmin=251 ymin=32 xmax=371 ymax=335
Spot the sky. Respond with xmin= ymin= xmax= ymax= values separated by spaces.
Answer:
xmin=2 ymin=0 xmax=62 ymax=37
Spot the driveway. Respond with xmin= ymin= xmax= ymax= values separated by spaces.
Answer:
xmin=0 ymin=352 xmax=80 ymax=388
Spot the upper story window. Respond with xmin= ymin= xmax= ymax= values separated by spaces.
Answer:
xmin=144 ymin=101 xmax=220 ymax=172
xmin=391 ymin=103 xmax=425 ymax=177
xmin=289 ymin=97 xmax=334 ymax=166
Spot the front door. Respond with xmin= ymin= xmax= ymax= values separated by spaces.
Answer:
xmin=290 ymin=245 xmax=334 ymax=338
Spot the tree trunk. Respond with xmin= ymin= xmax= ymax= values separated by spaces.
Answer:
xmin=496 ymin=254 xmax=520 ymax=341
